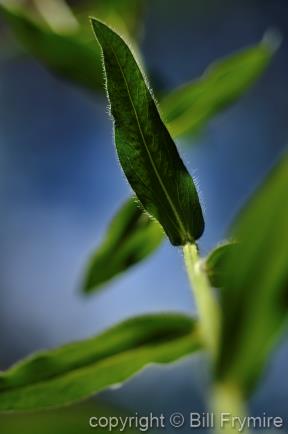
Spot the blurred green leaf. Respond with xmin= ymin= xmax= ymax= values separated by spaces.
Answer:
xmin=83 ymin=206 xmax=237 ymax=294
xmin=205 ymin=242 xmax=237 ymax=288
xmin=1 ymin=5 xmax=277 ymax=139
xmin=161 ymin=36 xmax=278 ymax=138
xmin=82 ymin=32 xmax=278 ymax=294
xmin=216 ymin=153 xmax=288 ymax=394
xmin=0 ymin=313 xmax=201 ymax=412
xmin=0 ymin=1 xmax=145 ymax=91
xmin=83 ymin=197 xmax=164 ymax=294
xmin=92 ymin=19 xmax=204 ymax=246
xmin=0 ymin=4 xmax=104 ymax=91
xmin=0 ymin=400 xmax=139 ymax=434
xmin=76 ymin=0 xmax=146 ymax=40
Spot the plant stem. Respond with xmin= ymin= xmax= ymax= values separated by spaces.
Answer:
xmin=183 ymin=243 xmax=248 ymax=433
xmin=183 ymin=242 xmax=220 ymax=358
xmin=213 ymin=382 xmax=249 ymax=434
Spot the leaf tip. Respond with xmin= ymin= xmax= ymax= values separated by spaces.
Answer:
xmin=262 ymin=28 xmax=282 ymax=53
xmin=80 ymin=269 xmax=100 ymax=296
xmin=90 ymin=17 xmax=113 ymax=42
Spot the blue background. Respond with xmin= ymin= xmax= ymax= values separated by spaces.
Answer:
xmin=0 ymin=0 xmax=287 ymax=431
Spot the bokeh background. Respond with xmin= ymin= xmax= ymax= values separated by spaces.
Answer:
xmin=0 ymin=0 xmax=287 ymax=432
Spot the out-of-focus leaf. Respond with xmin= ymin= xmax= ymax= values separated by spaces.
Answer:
xmin=82 ymin=210 xmax=236 ymax=294
xmin=205 ymin=242 xmax=237 ymax=288
xmin=76 ymin=0 xmax=146 ymax=41
xmin=0 ymin=313 xmax=201 ymax=411
xmin=81 ymin=34 xmax=278 ymax=295
xmin=0 ymin=400 xmax=138 ymax=434
xmin=92 ymin=19 xmax=204 ymax=246
xmin=216 ymin=154 xmax=288 ymax=394
xmin=83 ymin=197 xmax=164 ymax=293
xmin=161 ymin=36 xmax=279 ymax=138
xmin=27 ymin=0 xmax=79 ymax=35
xmin=0 ymin=4 xmax=103 ymax=91
xmin=0 ymin=1 xmax=145 ymax=91
xmin=1 ymin=4 xmax=277 ymax=137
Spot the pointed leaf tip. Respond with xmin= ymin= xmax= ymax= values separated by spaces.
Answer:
xmin=91 ymin=19 xmax=204 ymax=245
xmin=82 ymin=198 xmax=164 ymax=294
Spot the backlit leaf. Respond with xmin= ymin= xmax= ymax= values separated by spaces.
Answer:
xmin=0 ymin=400 xmax=138 ymax=434
xmin=77 ymin=0 xmax=146 ymax=41
xmin=216 ymin=154 xmax=288 ymax=394
xmin=0 ymin=5 xmax=103 ymax=91
xmin=205 ymin=242 xmax=237 ymax=288
xmin=161 ymin=35 xmax=278 ymax=138
xmin=92 ymin=19 xmax=204 ymax=246
xmin=0 ymin=1 xmax=145 ymax=92
xmin=80 ymin=33 xmax=277 ymax=294
xmin=0 ymin=313 xmax=201 ymax=412
xmin=1 ymin=4 xmax=277 ymax=134
xmin=82 ymin=197 xmax=164 ymax=293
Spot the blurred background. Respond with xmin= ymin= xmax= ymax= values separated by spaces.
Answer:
xmin=0 ymin=0 xmax=287 ymax=432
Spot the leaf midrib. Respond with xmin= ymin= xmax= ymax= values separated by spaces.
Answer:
xmin=109 ymin=44 xmax=187 ymax=241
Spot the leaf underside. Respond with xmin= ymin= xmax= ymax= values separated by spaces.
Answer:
xmin=0 ymin=5 xmax=104 ymax=91
xmin=0 ymin=313 xmax=201 ymax=412
xmin=91 ymin=18 xmax=204 ymax=246
xmin=0 ymin=400 xmax=140 ymax=434
xmin=161 ymin=37 xmax=276 ymax=138
xmin=1 ymin=2 xmax=276 ymax=139
xmin=82 ymin=199 xmax=233 ymax=294
xmin=216 ymin=154 xmax=288 ymax=394
xmin=83 ymin=197 xmax=164 ymax=293
xmin=205 ymin=242 xmax=237 ymax=288
xmin=81 ymin=34 xmax=277 ymax=293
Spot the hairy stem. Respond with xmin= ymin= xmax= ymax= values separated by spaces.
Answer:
xmin=183 ymin=242 xmax=220 ymax=358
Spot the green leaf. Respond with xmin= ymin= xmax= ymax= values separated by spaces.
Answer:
xmin=161 ymin=35 xmax=279 ymax=138
xmin=0 ymin=1 xmax=145 ymax=92
xmin=82 ymin=207 xmax=237 ymax=300
xmin=81 ymin=33 xmax=277 ymax=294
xmin=216 ymin=154 xmax=288 ymax=394
xmin=0 ymin=400 xmax=139 ymax=434
xmin=77 ymin=0 xmax=146 ymax=41
xmin=205 ymin=242 xmax=237 ymax=288
xmin=92 ymin=19 xmax=204 ymax=246
xmin=83 ymin=197 xmax=164 ymax=293
xmin=0 ymin=313 xmax=201 ymax=412
xmin=0 ymin=5 xmax=104 ymax=91
xmin=1 ymin=4 xmax=277 ymax=138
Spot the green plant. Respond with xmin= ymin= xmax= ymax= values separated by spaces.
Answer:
xmin=0 ymin=400 xmax=140 ymax=434
xmin=0 ymin=10 xmax=287 ymax=434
